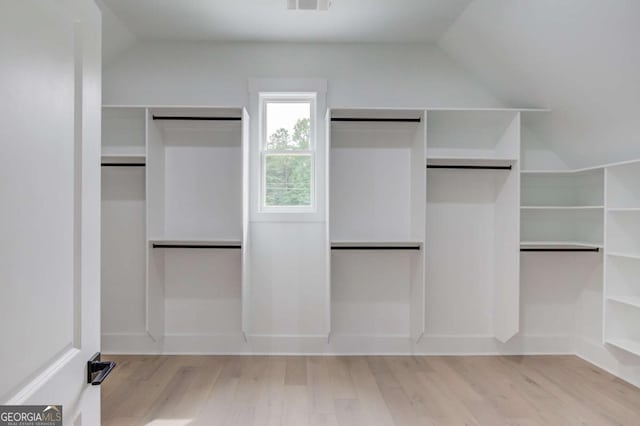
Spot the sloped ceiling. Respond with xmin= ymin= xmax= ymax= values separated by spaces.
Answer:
xmin=440 ymin=0 xmax=640 ymax=168
xmin=99 ymin=0 xmax=472 ymax=43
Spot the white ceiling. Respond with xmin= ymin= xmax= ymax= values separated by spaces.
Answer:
xmin=101 ymin=0 xmax=472 ymax=43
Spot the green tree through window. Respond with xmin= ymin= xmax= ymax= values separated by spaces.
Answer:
xmin=265 ymin=118 xmax=312 ymax=206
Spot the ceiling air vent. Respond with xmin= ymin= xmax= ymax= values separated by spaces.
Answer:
xmin=287 ymin=0 xmax=332 ymax=11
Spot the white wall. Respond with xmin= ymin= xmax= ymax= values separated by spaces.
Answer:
xmin=103 ymin=41 xmax=502 ymax=108
xmin=440 ymin=0 xmax=640 ymax=169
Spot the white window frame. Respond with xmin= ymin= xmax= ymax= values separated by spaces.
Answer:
xmin=259 ymin=92 xmax=317 ymax=213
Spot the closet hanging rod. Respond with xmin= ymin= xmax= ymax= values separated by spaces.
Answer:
xmin=520 ymin=248 xmax=600 ymax=252
xmin=152 ymin=244 xmax=241 ymax=249
xmin=331 ymin=117 xmax=421 ymax=123
xmin=331 ymin=246 xmax=421 ymax=251
xmin=152 ymin=116 xmax=242 ymax=121
xmin=427 ymin=165 xmax=512 ymax=170
xmin=101 ymin=163 xmax=146 ymax=167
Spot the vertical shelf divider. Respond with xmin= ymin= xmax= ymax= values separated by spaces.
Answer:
xmin=145 ymin=107 xmax=165 ymax=342
xmin=241 ymin=108 xmax=250 ymax=342
xmin=494 ymin=112 xmax=521 ymax=343
xmin=410 ymin=110 xmax=427 ymax=343
xmin=325 ymin=108 xmax=332 ymax=342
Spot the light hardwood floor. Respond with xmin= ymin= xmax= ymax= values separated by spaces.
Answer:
xmin=101 ymin=355 xmax=640 ymax=425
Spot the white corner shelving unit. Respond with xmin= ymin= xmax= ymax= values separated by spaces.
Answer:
xmin=519 ymin=111 xmax=640 ymax=358
xmin=519 ymin=110 xmax=605 ymax=253
xmin=520 ymin=168 xmax=605 ymax=250
xmin=328 ymin=109 xmax=426 ymax=343
xmin=426 ymin=109 xmax=521 ymax=343
xmin=604 ymin=160 xmax=640 ymax=356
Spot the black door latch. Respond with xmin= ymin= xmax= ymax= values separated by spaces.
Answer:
xmin=87 ymin=352 xmax=116 ymax=385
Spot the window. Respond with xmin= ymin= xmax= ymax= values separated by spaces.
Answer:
xmin=260 ymin=93 xmax=316 ymax=211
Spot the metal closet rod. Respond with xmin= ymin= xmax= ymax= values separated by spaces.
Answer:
xmin=427 ymin=165 xmax=512 ymax=170
xmin=331 ymin=117 xmax=421 ymax=123
xmin=331 ymin=246 xmax=421 ymax=251
xmin=520 ymin=248 xmax=600 ymax=252
xmin=152 ymin=244 xmax=241 ymax=249
xmin=101 ymin=163 xmax=146 ymax=167
xmin=152 ymin=116 xmax=242 ymax=121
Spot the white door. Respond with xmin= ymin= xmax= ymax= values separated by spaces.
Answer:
xmin=0 ymin=1 xmax=103 ymax=424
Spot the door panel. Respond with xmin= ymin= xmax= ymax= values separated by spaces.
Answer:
xmin=0 ymin=1 xmax=102 ymax=424
xmin=0 ymin=1 xmax=76 ymax=400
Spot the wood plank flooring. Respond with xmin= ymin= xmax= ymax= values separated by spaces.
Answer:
xmin=101 ymin=355 xmax=640 ymax=425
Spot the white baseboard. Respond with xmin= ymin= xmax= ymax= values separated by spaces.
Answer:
xmin=102 ymin=332 xmax=573 ymax=356
xmin=416 ymin=334 xmax=573 ymax=355
xmin=574 ymin=337 xmax=640 ymax=389
xmin=101 ymin=333 xmax=640 ymax=390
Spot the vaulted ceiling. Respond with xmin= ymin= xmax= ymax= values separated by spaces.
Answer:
xmin=99 ymin=0 xmax=640 ymax=168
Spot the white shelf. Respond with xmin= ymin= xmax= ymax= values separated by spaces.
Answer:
xmin=521 ymin=205 xmax=603 ymax=211
xmin=521 ymin=170 xmax=575 ymax=175
xmin=521 ymin=165 xmax=606 ymax=175
xmin=522 ymin=158 xmax=640 ymax=176
xmin=521 ymin=241 xmax=602 ymax=250
xmin=607 ymin=252 xmax=640 ymax=261
xmin=331 ymin=240 xmax=422 ymax=250
xmin=608 ymin=296 xmax=640 ymax=310
xmin=427 ymin=157 xmax=516 ymax=168
xmin=149 ymin=238 xmax=242 ymax=248
xmin=608 ymin=208 xmax=640 ymax=212
xmin=102 ymin=146 xmax=146 ymax=156
xmin=606 ymin=338 xmax=640 ymax=356
xmin=101 ymin=154 xmax=146 ymax=165
xmin=425 ymin=107 xmax=550 ymax=112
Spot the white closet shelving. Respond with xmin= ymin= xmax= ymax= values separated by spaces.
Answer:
xmin=517 ymin=115 xmax=640 ymax=358
xmin=328 ymin=109 xmax=426 ymax=342
xmin=101 ymin=107 xmax=147 ymax=339
xmin=146 ymin=107 xmax=247 ymax=341
xmin=520 ymin=168 xmax=604 ymax=251
xmin=102 ymin=106 xmax=250 ymax=344
xmin=427 ymin=110 xmax=519 ymax=162
xmin=519 ymin=113 xmax=604 ymax=247
xmin=604 ymin=160 xmax=640 ymax=356
xmin=106 ymin=104 xmax=637 ymax=355
xmin=426 ymin=109 xmax=520 ymax=343
xmin=102 ymin=107 xmax=146 ymax=155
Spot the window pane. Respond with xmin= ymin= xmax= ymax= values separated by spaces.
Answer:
xmin=266 ymin=102 xmax=311 ymax=151
xmin=265 ymin=154 xmax=312 ymax=206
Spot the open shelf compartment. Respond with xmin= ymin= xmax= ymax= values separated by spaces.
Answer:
xmin=426 ymin=110 xmax=519 ymax=161
xmin=102 ymin=107 xmax=146 ymax=157
xmin=521 ymin=168 xmax=604 ymax=207
xmin=605 ymin=301 xmax=640 ymax=356
xmin=607 ymin=161 xmax=640 ymax=209
xmin=426 ymin=110 xmax=520 ymax=343
xmin=329 ymin=108 xmax=426 ymax=341
xmin=145 ymin=107 xmax=246 ymax=341
xmin=521 ymin=207 xmax=603 ymax=249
